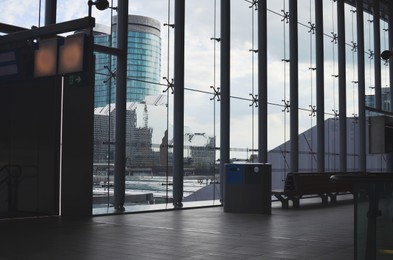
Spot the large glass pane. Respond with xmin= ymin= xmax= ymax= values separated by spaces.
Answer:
xmin=182 ymin=90 xmax=220 ymax=205
xmin=93 ymin=52 xmax=115 ymax=211
xmin=182 ymin=0 xmax=220 ymax=206
xmin=299 ymin=109 xmax=317 ymax=172
xmin=91 ymin=1 xmax=172 ymax=213
xmin=230 ymin=98 xmax=257 ymax=163
xmin=355 ymin=182 xmax=393 ymax=260
xmin=268 ymin=105 xmax=290 ymax=190
xmin=4 ymin=0 xmax=392 ymax=216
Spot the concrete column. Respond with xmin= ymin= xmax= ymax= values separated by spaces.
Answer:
xmin=374 ymin=0 xmax=382 ymax=110
xmin=173 ymin=0 xmax=185 ymax=207
xmin=315 ymin=0 xmax=325 ymax=172
xmin=289 ymin=0 xmax=299 ymax=173
xmin=390 ymin=2 xmax=393 ymax=112
xmin=387 ymin=1 xmax=393 ymax=172
xmin=258 ymin=0 xmax=268 ymax=163
xmin=114 ymin=0 xmax=128 ymax=211
xmin=357 ymin=0 xmax=367 ymax=172
xmin=337 ymin=0 xmax=347 ymax=172
xmin=45 ymin=0 xmax=57 ymax=25
xmin=220 ymin=0 xmax=230 ymax=201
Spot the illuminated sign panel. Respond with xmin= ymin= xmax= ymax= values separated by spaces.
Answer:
xmin=33 ymin=34 xmax=86 ymax=78
xmin=59 ymin=34 xmax=85 ymax=75
xmin=1 ymin=34 xmax=89 ymax=81
xmin=34 ymin=38 xmax=58 ymax=77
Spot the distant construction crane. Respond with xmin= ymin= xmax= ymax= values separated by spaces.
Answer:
xmin=143 ymin=103 xmax=148 ymax=128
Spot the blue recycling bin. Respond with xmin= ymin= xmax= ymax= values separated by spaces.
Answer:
xmin=224 ymin=163 xmax=271 ymax=214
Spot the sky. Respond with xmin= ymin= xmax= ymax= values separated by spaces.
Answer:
xmin=1 ymin=0 xmax=389 ymax=159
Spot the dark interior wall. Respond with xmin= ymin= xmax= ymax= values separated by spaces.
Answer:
xmin=60 ymin=37 xmax=95 ymax=216
xmin=0 ymin=36 xmax=94 ymax=217
xmin=0 ymin=73 xmax=94 ymax=217
xmin=0 ymin=77 xmax=61 ymax=215
xmin=61 ymin=75 xmax=94 ymax=216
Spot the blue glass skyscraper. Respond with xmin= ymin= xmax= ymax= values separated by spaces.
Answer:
xmin=93 ymin=24 xmax=112 ymax=108
xmin=94 ymin=15 xmax=161 ymax=108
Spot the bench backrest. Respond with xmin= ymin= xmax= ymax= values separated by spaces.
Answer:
xmin=284 ymin=172 xmax=353 ymax=194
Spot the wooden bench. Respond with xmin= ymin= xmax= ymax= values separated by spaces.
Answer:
xmin=272 ymin=172 xmax=355 ymax=209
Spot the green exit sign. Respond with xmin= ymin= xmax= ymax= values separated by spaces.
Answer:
xmin=66 ymin=72 xmax=84 ymax=87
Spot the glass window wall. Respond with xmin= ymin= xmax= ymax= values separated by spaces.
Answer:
xmin=65 ymin=0 xmax=393 ymax=213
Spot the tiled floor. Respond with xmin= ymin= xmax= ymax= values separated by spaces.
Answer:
xmin=0 ymin=199 xmax=354 ymax=260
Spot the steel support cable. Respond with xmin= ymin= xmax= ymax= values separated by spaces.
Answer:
xmin=330 ymin=0 xmax=338 ymax=171
xmin=366 ymin=13 xmax=378 ymax=166
xmin=382 ymin=21 xmax=389 ymax=172
xmin=217 ymin=5 xmax=329 ymax=121
xmin=383 ymin=22 xmax=389 ymax=90
xmin=105 ymin=0 xmax=115 ymax=208
xmin=368 ymin=14 xmax=374 ymax=92
xmin=350 ymin=7 xmax=358 ymax=170
xmin=247 ymin=1 xmax=258 ymax=159
xmin=269 ymin=7 xmax=354 ymax=49
xmin=308 ymin=0 xmax=316 ymax=169
xmin=211 ymin=0 xmax=218 ymax=203
xmin=256 ymin=5 xmax=337 ymax=120
xmin=282 ymin=0 xmax=289 ymax=181
xmin=164 ymin=0 xmax=173 ymax=206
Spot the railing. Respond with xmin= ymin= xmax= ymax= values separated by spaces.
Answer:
xmin=0 ymin=164 xmax=22 ymax=213
xmin=331 ymin=173 xmax=393 ymax=260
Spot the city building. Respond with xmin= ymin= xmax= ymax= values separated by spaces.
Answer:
xmin=1 ymin=0 xmax=393 ymax=258
xmin=94 ymin=15 xmax=161 ymax=107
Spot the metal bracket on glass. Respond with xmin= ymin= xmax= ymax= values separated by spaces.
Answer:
xmin=163 ymin=77 xmax=174 ymax=94
xmin=210 ymin=86 xmax=220 ymax=101
xmin=368 ymin=49 xmax=374 ymax=60
xmin=210 ymin=37 xmax=221 ymax=42
xmin=331 ymin=32 xmax=338 ymax=44
xmin=308 ymin=22 xmax=315 ymax=34
xmin=103 ymin=65 xmax=116 ymax=84
xmin=163 ymin=23 xmax=175 ymax=28
xmin=249 ymin=94 xmax=258 ymax=107
xmin=249 ymin=49 xmax=258 ymax=53
xmin=332 ymin=109 xmax=339 ymax=119
xmin=282 ymin=100 xmax=290 ymax=113
xmin=245 ymin=0 xmax=258 ymax=10
xmin=309 ymin=105 xmax=317 ymax=117
xmin=281 ymin=10 xmax=289 ymax=23
xmin=351 ymin=41 xmax=357 ymax=52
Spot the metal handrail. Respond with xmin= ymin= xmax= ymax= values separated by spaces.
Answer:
xmin=0 ymin=164 xmax=22 ymax=212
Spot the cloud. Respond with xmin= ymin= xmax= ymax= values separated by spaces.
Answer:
xmin=1 ymin=0 xmax=40 ymax=27
xmin=2 ymin=0 xmax=374 ymax=154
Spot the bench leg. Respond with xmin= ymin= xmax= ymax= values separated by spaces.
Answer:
xmin=292 ymin=197 xmax=300 ymax=208
xmin=273 ymin=194 xmax=290 ymax=209
xmin=330 ymin=194 xmax=337 ymax=204
xmin=281 ymin=200 xmax=289 ymax=209
xmin=320 ymin=194 xmax=328 ymax=205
